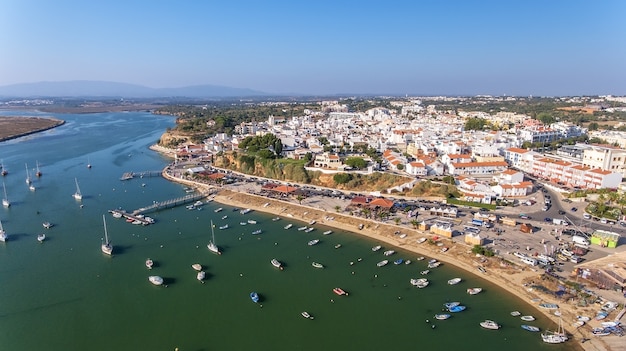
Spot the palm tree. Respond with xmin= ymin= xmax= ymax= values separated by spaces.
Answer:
xmin=410 ymin=219 xmax=419 ymax=229
xmin=296 ymin=195 xmax=304 ymax=204
xmin=393 ymin=217 xmax=401 ymax=226
xmin=362 ymin=208 xmax=371 ymax=219
xmin=334 ymin=205 xmax=342 ymax=213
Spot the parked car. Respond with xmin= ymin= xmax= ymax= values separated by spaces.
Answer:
xmin=544 ymin=217 xmax=552 ymax=222
xmin=620 ymin=221 xmax=626 ymax=227
xmin=562 ymin=198 xmax=572 ymax=203
xmin=583 ymin=213 xmax=591 ymax=220
xmin=558 ymin=210 xmax=566 ymax=215
xmin=571 ymin=207 xmax=577 ymax=212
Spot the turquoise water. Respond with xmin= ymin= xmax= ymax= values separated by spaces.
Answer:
xmin=0 ymin=111 xmax=576 ymax=350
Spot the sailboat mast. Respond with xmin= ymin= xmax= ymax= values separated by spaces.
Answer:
xmin=103 ymin=215 xmax=109 ymax=244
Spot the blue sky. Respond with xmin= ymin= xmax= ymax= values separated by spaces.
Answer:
xmin=1 ymin=0 xmax=625 ymax=96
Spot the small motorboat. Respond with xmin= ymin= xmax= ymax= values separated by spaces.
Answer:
xmin=410 ymin=278 xmax=429 ymax=288
xmin=404 ymin=260 xmax=411 ymax=265
xmin=247 ymin=219 xmax=257 ymax=224
xmin=37 ymin=233 xmax=46 ymax=242
xmin=252 ymin=229 xmax=262 ymax=235
xmin=323 ymin=230 xmax=333 ymax=235
xmin=149 ymin=276 xmax=164 ymax=286
xmin=191 ymin=263 xmax=202 ymax=271
xmin=417 ymin=237 xmax=427 ymax=244
xmin=146 ymin=259 xmax=154 ymax=269
xmin=480 ymin=320 xmax=500 ymax=330
xmin=394 ymin=259 xmax=404 ymax=265
xmin=301 ymin=311 xmax=314 ymax=319
xmin=297 ymin=226 xmax=308 ymax=231
xmin=272 ymin=217 xmax=280 ymax=221
xmin=334 ymin=244 xmax=342 ymax=249
xmin=521 ymin=325 xmax=540 ymax=332
xmin=240 ymin=222 xmax=247 ymax=226
xmin=214 ymin=207 xmax=223 ymax=213
xmin=284 ymin=224 xmax=293 ymax=229
xmin=435 ymin=314 xmax=450 ymax=320
xmin=333 ymin=287 xmax=348 ymax=296
xmin=42 ymin=222 xmax=53 ymax=229
xmin=448 ymin=305 xmax=466 ymax=313
xmin=520 ymin=315 xmax=536 ymax=322
xmin=271 ymin=258 xmax=283 ymax=270
xmin=371 ymin=245 xmax=382 ymax=251
xmin=510 ymin=311 xmax=521 ymax=317
xmin=447 ymin=278 xmax=462 ymax=285
xmin=304 ymin=227 xmax=314 ymax=233
xmin=221 ymin=215 xmax=228 ymax=220
xmin=467 ymin=287 xmax=482 ymax=295
xmin=312 ymin=262 xmax=324 ymax=269
xmin=383 ymin=250 xmax=395 ymax=256
xmin=197 ymin=271 xmax=206 ymax=282
xmin=219 ymin=224 xmax=229 ymax=230
xmin=377 ymin=260 xmax=389 ymax=267
xmin=307 ymin=239 xmax=319 ymax=246
xmin=250 ymin=292 xmax=260 ymax=303
xmin=309 ymin=220 xmax=316 ymax=225
xmin=420 ymin=270 xmax=429 ymax=275
xmin=444 ymin=302 xmax=460 ymax=309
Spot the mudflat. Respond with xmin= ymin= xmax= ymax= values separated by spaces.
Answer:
xmin=0 ymin=116 xmax=65 ymax=142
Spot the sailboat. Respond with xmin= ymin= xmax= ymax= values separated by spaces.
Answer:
xmin=25 ymin=163 xmax=31 ymax=185
xmin=73 ymin=178 xmax=83 ymax=200
xmin=2 ymin=181 xmax=10 ymax=207
xmin=101 ymin=214 xmax=113 ymax=255
xmin=1 ymin=159 xmax=7 ymax=176
xmin=0 ymin=218 xmax=7 ymax=242
xmin=87 ymin=157 xmax=92 ymax=169
xmin=35 ymin=161 xmax=42 ymax=177
xmin=207 ymin=220 xmax=221 ymax=255
xmin=541 ymin=316 xmax=568 ymax=344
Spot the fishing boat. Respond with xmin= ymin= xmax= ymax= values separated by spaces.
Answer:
xmin=383 ymin=250 xmax=395 ymax=256
xmin=447 ymin=278 xmax=462 ymax=285
xmin=219 ymin=224 xmax=229 ymax=230
xmin=251 ymin=229 xmax=262 ymax=235
xmin=192 ymin=263 xmax=202 ymax=271
xmin=208 ymin=220 xmax=221 ymax=255
xmin=250 ymin=292 xmax=260 ymax=303
xmin=592 ymin=327 xmax=611 ymax=336
xmin=2 ymin=181 xmax=10 ymax=207
xmin=0 ymin=219 xmax=7 ymax=242
xmin=197 ymin=271 xmax=206 ymax=282
xmin=271 ymin=258 xmax=283 ymax=270
xmin=541 ymin=317 xmax=568 ymax=344
xmin=323 ymin=230 xmax=333 ymax=235
xmin=73 ymin=178 xmax=83 ymax=200
xmin=520 ymin=315 xmax=535 ymax=321
xmin=467 ymin=287 xmax=482 ymax=295
xmin=521 ymin=325 xmax=540 ymax=332
xmin=307 ymin=239 xmax=319 ymax=246
xmin=595 ymin=311 xmax=608 ymax=320
xmin=37 ymin=233 xmax=46 ymax=242
xmin=435 ymin=314 xmax=450 ymax=320
xmin=372 ymin=245 xmax=382 ymax=251
xmin=448 ymin=305 xmax=466 ymax=313
xmin=333 ymin=288 xmax=347 ymax=296
xmin=301 ymin=311 xmax=314 ymax=319
xmin=312 ymin=262 xmax=324 ymax=269
xmin=480 ymin=320 xmax=501 ymax=330
xmin=377 ymin=260 xmax=389 ymax=267
xmin=149 ymin=275 xmax=164 ymax=286
xmin=101 ymin=215 xmax=113 ymax=255
xmin=284 ymin=224 xmax=293 ymax=229
xmin=145 ymin=259 xmax=154 ymax=269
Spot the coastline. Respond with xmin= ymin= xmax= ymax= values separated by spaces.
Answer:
xmin=154 ymin=146 xmax=613 ymax=351
xmin=0 ymin=116 xmax=65 ymax=142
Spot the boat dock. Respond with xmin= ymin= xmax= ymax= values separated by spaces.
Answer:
xmin=131 ymin=192 xmax=211 ymax=215
xmin=120 ymin=170 xmax=162 ymax=181
xmin=108 ymin=209 xmax=154 ymax=225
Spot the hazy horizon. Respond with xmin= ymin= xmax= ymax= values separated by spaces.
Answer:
xmin=1 ymin=0 xmax=625 ymax=96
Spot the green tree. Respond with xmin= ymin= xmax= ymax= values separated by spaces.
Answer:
xmin=464 ymin=117 xmax=486 ymax=131
xmin=345 ymin=157 xmax=367 ymax=169
xmin=537 ymin=112 xmax=555 ymax=125
xmin=333 ymin=173 xmax=353 ymax=184
xmin=588 ymin=122 xmax=599 ymax=131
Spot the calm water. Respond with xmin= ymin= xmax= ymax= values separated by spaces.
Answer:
xmin=0 ymin=110 xmax=574 ymax=351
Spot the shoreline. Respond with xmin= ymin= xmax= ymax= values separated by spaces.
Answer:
xmin=154 ymin=148 xmax=612 ymax=351
xmin=0 ymin=116 xmax=65 ymax=142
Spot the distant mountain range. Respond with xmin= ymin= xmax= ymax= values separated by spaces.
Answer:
xmin=0 ymin=80 xmax=268 ymax=98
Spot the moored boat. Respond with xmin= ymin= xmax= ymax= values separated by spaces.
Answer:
xmin=448 ymin=305 xmax=466 ymax=313
xmin=480 ymin=320 xmax=500 ymax=330
xmin=323 ymin=230 xmax=333 ymax=235
xmin=467 ymin=287 xmax=482 ymax=295
xmin=219 ymin=224 xmax=229 ymax=230
xmin=297 ymin=226 xmax=308 ymax=231
xmin=301 ymin=311 xmax=314 ymax=319
xmin=333 ymin=287 xmax=348 ymax=296
xmin=394 ymin=259 xmax=404 ymax=265
xmin=37 ymin=233 xmax=46 ymax=242
xmin=377 ymin=260 xmax=389 ymax=267
xmin=520 ymin=315 xmax=535 ymax=321
xmin=271 ymin=258 xmax=283 ymax=270
xmin=410 ymin=278 xmax=429 ymax=288
xmin=312 ymin=262 xmax=324 ymax=269
xmin=149 ymin=275 xmax=164 ymax=286
xmin=284 ymin=224 xmax=293 ymax=229
xmin=197 ymin=271 xmax=206 ymax=282
xmin=420 ymin=270 xmax=429 ymax=275
xmin=208 ymin=220 xmax=221 ymax=255
xmin=334 ymin=244 xmax=342 ymax=249
xmin=444 ymin=302 xmax=460 ymax=309
xmin=214 ymin=207 xmax=223 ymax=213
xmin=435 ymin=314 xmax=450 ymax=320
xmin=247 ymin=219 xmax=257 ymax=224
xmin=307 ymin=239 xmax=319 ymax=246
xmin=146 ymin=258 xmax=154 ymax=269
xmin=250 ymin=292 xmax=260 ymax=303
xmin=383 ymin=250 xmax=395 ymax=256
xmin=252 ymin=229 xmax=262 ymax=235
xmin=510 ymin=311 xmax=521 ymax=316
xmin=371 ymin=245 xmax=382 ymax=251
xmin=101 ymin=215 xmax=113 ymax=256
xmin=521 ymin=325 xmax=540 ymax=332
xmin=304 ymin=227 xmax=314 ymax=233
xmin=447 ymin=277 xmax=462 ymax=285
xmin=191 ymin=263 xmax=202 ymax=271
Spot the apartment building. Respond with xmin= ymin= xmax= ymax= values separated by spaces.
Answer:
xmin=448 ymin=161 xmax=508 ymax=176
xmin=582 ymin=145 xmax=626 ymax=178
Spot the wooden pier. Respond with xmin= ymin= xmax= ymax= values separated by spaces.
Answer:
xmin=132 ymin=192 xmax=209 ymax=215
xmin=120 ymin=170 xmax=162 ymax=181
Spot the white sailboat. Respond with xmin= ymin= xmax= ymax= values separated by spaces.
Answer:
xmin=73 ymin=178 xmax=83 ymax=200
xmin=87 ymin=157 xmax=92 ymax=169
xmin=0 ymin=218 xmax=7 ymax=242
xmin=25 ymin=163 xmax=31 ymax=185
xmin=541 ymin=316 xmax=568 ymax=344
xmin=207 ymin=220 xmax=221 ymax=254
xmin=101 ymin=214 xmax=113 ymax=255
xmin=1 ymin=159 xmax=7 ymax=176
xmin=2 ymin=181 xmax=10 ymax=207
xmin=35 ymin=161 xmax=42 ymax=177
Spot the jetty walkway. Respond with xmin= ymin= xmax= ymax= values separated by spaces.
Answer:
xmin=120 ymin=170 xmax=162 ymax=181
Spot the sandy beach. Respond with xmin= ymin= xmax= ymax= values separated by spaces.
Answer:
xmin=154 ymin=147 xmax=617 ymax=351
